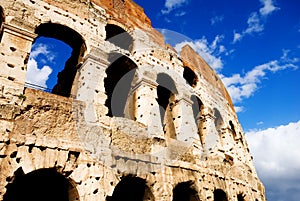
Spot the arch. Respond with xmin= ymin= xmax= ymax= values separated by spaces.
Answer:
xmin=105 ymin=24 xmax=133 ymax=50
xmin=191 ymin=95 xmax=204 ymax=144
xmin=214 ymin=189 xmax=228 ymax=201
xmin=213 ymin=108 xmax=224 ymax=134
xmin=0 ymin=6 xmax=5 ymax=42
xmin=3 ymin=167 xmax=79 ymax=201
xmin=173 ymin=181 xmax=200 ymax=201
xmin=28 ymin=22 xmax=86 ymax=97
xmin=237 ymin=193 xmax=245 ymax=201
xmin=183 ymin=66 xmax=198 ymax=87
xmin=104 ymin=54 xmax=138 ymax=117
xmin=156 ymin=73 xmax=177 ymax=139
xmin=107 ymin=176 xmax=154 ymax=201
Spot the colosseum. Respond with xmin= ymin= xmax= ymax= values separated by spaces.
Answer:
xmin=0 ymin=0 xmax=266 ymax=201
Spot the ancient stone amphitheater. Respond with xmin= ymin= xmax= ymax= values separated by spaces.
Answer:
xmin=0 ymin=0 xmax=265 ymax=201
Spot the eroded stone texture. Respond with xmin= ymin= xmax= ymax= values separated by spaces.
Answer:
xmin=0 ymin=0 xmax=265 ymax=201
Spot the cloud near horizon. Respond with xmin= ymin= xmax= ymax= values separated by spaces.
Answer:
xmin=245 ymin=120 xmax=300 ymax=201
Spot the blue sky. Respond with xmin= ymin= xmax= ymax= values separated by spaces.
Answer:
xmin=25 ymin=0 xmax=300 ymax=201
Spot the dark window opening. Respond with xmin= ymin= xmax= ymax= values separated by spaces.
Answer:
xmin=229 ymin=120 xmax=237 ymax=138
xmin=107 ymin=176 xmax=153 ymax=201
xmin=214 ymin=189 xmax=228 ymax=201
xmin=156 ymin=73 xmax=177 ymax=139
xmin=0 ymin=6 xmax=5 ymax=42
xmin=213 ymin=108 xmax=224 ymax=134
xmin=157 ymin=85 xmax=172 ymax=122
xmin=183 ymin=66 xmax=197 ymax=87
xmin=3 ymin=168 xmax=79 ymax=201
xmin=104 ymin=54 xmax=137 ymax=117
xmin=191 ymin=95 xmax=204 ymax=144
xmin=105 ymin=24 xmax=133 ymax=50
xmin=173 ymin=182 xmax=200 ymax=201
xmin=26 ymin=23 xmax=86 ymax=97
xmin=237 ymin=194 xmax=245 ymax=201
xmin=191 ymin=95 xmax=203 ymax=122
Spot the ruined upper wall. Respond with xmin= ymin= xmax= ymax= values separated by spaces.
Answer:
xmin=180 ymin=45 xmax=235 ymax=111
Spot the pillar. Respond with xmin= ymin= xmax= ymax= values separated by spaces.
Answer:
xmin=0 ymin=23 xmax=36 ymax=104
xmin=129 ymin=77 xmax=164 ymax=138
xmin=201 ymin=108 xmax=220 ymax=152
xmin=75 ymin=47 xmax=109 ymax=123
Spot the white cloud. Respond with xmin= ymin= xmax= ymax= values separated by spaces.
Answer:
xmin=162 ymin=0 xmax=188 ymax=14
xmin=234 ymin=106 xmax=244 ymax=113
xmin=259 ymin=0 xmax=279 ymax=16
xmin=232 ymin=12 xmax=264 ymax=43
xmin=211 ymin=15 xmax=224 ymax=25
xmin=245 ymin=120 xmax=300 ymax=201
xmin=233 ymin=31 xmax=243 ymax=43
xmin=221 ymin=50 xmax=298 ymax=103
xmin=244 ymin=12 xmax=264 ymax=34
xmin=232 ymin=0 xmax=279 ymax=43
xmin=174 ymin=35 xmax=225 ymax=70
xmin=30 ymin=43 xmax=55 ymax=62
xmin=25 ymin=43 xmax=55 ymax=89
xmin=26 ymin=58 xmax=52 ymax=88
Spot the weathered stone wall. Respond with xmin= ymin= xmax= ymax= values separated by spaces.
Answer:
xmin=0 ymin=0 xmax=265 ymax=201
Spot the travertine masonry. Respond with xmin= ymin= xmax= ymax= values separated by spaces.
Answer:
xmin=0 ymin=0 xmax=265 ymax=201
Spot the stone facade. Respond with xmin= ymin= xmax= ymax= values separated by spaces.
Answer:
xmin=0 ymin=0 xmax=265 ymax=201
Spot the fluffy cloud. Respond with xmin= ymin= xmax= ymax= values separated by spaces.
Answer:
xmin=25 ymin=43 xmax=54 ymax=89
xmin=244 ymin=12 xmax=264 ymax=34
xmin=174 ymin=35 xmax=226 ymax=70
xmin=259 ymin=0 xmax=279 ymax=16
xmin=234 ymin=106 xmax=244 ymax=113
xmin=220 ymin=50 xmax=298 ymax=103
xmin=162 ymin=0 xmax=188 ymax=14
xmin=233 ymin=12 xmax=264 ymax=43
xmin=245 ymin=120 xmax=300 ymax=201
xmin=233 ymin=31 xmax=242 ymax=43
xmin=26 ymin=59 xmax=52 ymax=88
xmin=232 ymin=0 xmax=279 ymax=43
xmin=30 ymin=43 xmax=55 ymax=62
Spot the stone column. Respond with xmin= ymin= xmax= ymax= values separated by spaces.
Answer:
xmin=128 ymin=77 xmax=164 ymax=138
xmin=75 ymin=47 xmax=109 ymax=123
xmin=0 ymin=23 xmax=36 ymax=104
xmin=201 ymin=108 xmax=219 ymax=152
xmin=172 ymin=97 xmax=199 ymax=143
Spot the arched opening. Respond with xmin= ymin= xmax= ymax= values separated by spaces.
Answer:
xmin=105 ymin=24 xmax=133 ymax=50
xmin=3 ymin=167 xmax=79 ymax=201
xmin=173 ymin=182 xmax=200 ymax=201
xmin=104 ymin=54 xmax=137 ymax=117
xmin=107 ymin=176 xmax=154 ymax=201
xmin=191 ymin=95 xmax=204 ymax=144
xmin=25 ymin=23 xmax=86 ymax=97
xmin=156 ymin=73 xmax=177 ymax=139
xmin=183 ymin=66 xmax=197 ymax=87
xmin=214 ymin=189 xmax=228 ymax=201
xmin=229 ymin=120 xmax=237 ymax=138
xmin=237 ymin=193 xmax=245 ymax=201
xmin=213 ymin=108 xmax=224 ymax=134
xmin=0 ymin=6 xmax=5 ymax=42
